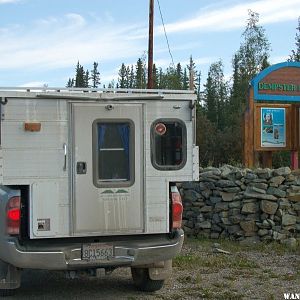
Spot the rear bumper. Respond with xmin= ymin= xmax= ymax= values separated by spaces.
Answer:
xmin=0 ymin=231 xmax=184 ymax=270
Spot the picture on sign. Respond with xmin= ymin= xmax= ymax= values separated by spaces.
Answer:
xmin=261 ymin=107 xmax=286 ymax=147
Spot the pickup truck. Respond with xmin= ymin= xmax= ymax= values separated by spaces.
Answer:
xmin=0 ymin=87 xmax=199 ymax=296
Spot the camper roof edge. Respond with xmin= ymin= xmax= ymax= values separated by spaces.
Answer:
xmin=0 ymin=87 xmax=196 ymax=101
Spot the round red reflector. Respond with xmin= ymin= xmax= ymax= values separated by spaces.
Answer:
xmin=155 ymin=123 xmax=167 ymax=135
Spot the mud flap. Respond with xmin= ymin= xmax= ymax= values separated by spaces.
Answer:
xmin=0 ymin=260 xmax=21 ymax=290
xmin=148 ymin=259 xmax=172 ymax=280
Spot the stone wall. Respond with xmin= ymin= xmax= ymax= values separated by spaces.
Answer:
xmin=180 ymin=165 xmax=300 ymax=245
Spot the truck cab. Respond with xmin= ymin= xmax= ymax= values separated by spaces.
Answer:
xmin=0 ymin=87 xmax=199 ymax=295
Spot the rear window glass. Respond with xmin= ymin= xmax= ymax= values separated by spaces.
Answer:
xmin=93 ymin=121 xmax=134 ymax=187
xmin=151 ymin=119 xmax=186 ymax=170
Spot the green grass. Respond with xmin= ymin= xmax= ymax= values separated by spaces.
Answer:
xmin=173 ymin=252 xmax=258 ymax=270
xmin=184 ymin=236 xmax=299 ymax=255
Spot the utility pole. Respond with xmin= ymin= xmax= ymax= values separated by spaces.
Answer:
xmin=147 ymin=0 xmax=154 ymax=89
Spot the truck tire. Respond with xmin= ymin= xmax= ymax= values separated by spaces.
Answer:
xmin=131 ymin=267 xmax=164 ymax=292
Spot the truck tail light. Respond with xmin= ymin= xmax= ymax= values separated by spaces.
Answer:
xmin=171 ymin=186 xmax=183 ymax=229
xmin=6 ymin=196 xmax=21 ymax=235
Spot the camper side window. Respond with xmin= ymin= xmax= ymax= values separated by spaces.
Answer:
xmin=151 ymin=119 xmax=187 ymax=170
xmin=93 ymin=120 xmax=134 ymax=187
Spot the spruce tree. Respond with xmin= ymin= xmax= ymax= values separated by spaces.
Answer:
xmin=84 ymin=70 xmax=90 ymax=88
xmin=203 ymin=60 xmax=228 ymax=129
xmin=289 ymin=17 xmax=300 ymax=62
xmin=91 ymin=62 xmax=101 ymax=88
xmin=152 ymin=64 xmax=159 ymax=89
xmin=182 ymin=68 xmax=189 ymax=90
xmin=66 ymin=78 xmax=74 ymax=88
xmin=135 ymin=58 xmax=146 ymax=89
xmin=128 ymin=65 xmax=135 ymax=88
xmin=118 ymin=63 xmax=128 ymax=88
xmin=75 ymin=61 xmax=85 ymax=88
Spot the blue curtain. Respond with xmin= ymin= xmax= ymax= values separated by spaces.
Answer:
xmin=98 ymin=124 xmax=107 ymax=149
xmin=117 ymin=124 xmax=129 ymax=157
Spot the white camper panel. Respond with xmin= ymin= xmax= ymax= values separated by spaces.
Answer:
xmin=0 ymin=98 xmax=70 ymax=238
xmin=0 ymin=89 xmax=198 ymax=239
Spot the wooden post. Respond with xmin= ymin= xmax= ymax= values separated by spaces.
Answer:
xmin=291 ymin=151 xmax=299 ymax=170
xmin=147 ymin=0 xmax=154 ymax=89
xmin=262 ymin=151 xmax=272 ymax=168
xmin=244 ymin=88 xmax=255 ymax=167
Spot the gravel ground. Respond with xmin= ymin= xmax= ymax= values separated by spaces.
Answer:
xmin=5 ymin=238 xmax=300 ymax=300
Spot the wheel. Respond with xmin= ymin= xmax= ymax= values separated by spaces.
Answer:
xmin=0 ymin=289 xmax=15 ymax=297
xmin=131 ymin=267 xmax=164 ymax=292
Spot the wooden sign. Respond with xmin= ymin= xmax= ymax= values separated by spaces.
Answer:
xmin=244 ymin=62 xmax=300 ymax=169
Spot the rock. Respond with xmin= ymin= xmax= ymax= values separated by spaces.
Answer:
xmin=258 ymin=229 xmax=269 ymax=236
xmin=269 ymin=176 xmax=285 ymax=186
xmin=242 ymin=202 xmax=259 ymax=214
xmin=267 ymin=219 xmax=275 ymax=227
xmin=266 ymin=187 xmax=286 ymax=198
xmin=260 ymin=200 xmax=278 ymax=215
xmin=200 ymin=205 xmax=213 ymax=213
xmin=199 ymin=171 xmax=220 ymax=180
xmin=201 ymin=189 xmax=212 ymax=199
xmin=214 ymin=202 xmax=229 ymax=212
xmin=219 ymin=211 xmax=229 ymax=218
xmin=220 ymin=192 xmax=236 ymax=202
xmin=244 ymin=191 xmax=277 ymax=201
xmin=249 ymin=182 xmax=268 ymax=190
xmin=273 ymin=231 xmax=286 ymax=240
xmin=293 ymin=202 xmax=300 ymax=211
xmin=273 ymin=167 xmax=291 ymax=177
xmin=279 ymin=199 xmax=291 ymax=210
xmin=220 ymin=217 xmax=231 ymax=225
xmin=210 ymin=196 xmax=222 ymax=204
xmin=217 ymin=180 xmax=237 ymax=188
xmin=184 ymin=190 xmax=201 ymax=202
xmin=255 ymin=168 xmax=272 ymax=179
xmin=220 ymin=165 xmax=234 ymax=178
xmin=212 ymin=213 xmax=221 ymax=224
xmin=181 ymin=182 xmax=198 ymax=190
xmin=281 ymin=238 xmax=298 ymax=249
xmin=228 ymin=201 xmax=241 ymax=209
xmin=240 ymin=220 xmax=258 ymax=233
xmin=211 ymin=224 xmax=222 ymax=232
xmin=229 ymin=214 xmax=243 ymax=224
xmin=261 ymin=220 xmax=272 ymax=229
xmin=247 ymin=186 xmax=266 ymax=194
xmin=282 ymin=214 xmax=297 ymax=226
xmin=195 ymin=220 xmax=211 ymax=229
xmin=245 ymin=172 xmax=258 ymax=180
xmin=227 ymin=225 xmax=242 ymax=234
xmin=223 ymin=187 xmax=241 ymax=193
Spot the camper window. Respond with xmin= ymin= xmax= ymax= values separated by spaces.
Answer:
xmin=93 ymin=120 xmax=134 ymax=187
xmin=151 ymin=119 xmax=186 ymax=170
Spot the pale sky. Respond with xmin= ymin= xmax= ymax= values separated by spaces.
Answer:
xmin=0 ymin=0 xmax=299 ymax=88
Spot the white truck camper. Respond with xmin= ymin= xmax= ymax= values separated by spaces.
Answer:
xmin=0 ymin=87 xmax=199 ymax=295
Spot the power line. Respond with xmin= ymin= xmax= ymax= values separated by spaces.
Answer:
xmin=156 ymin=0 xmax=175 ymax=69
